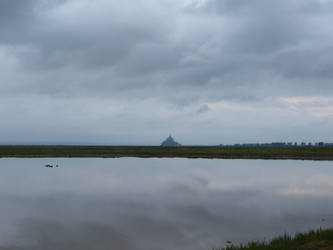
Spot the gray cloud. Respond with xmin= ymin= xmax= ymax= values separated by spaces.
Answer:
xmin=1 ymin=0 xmax=333 ymax=144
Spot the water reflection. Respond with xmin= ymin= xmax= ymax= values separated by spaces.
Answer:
xmin=0 ymin=158 xmax=333 ymax=250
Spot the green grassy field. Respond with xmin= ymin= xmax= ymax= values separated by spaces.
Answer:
xmin=1 ymin=145 xmax=333 ymax=160
xmin=215 ymin=228 xmax=333 ymax=250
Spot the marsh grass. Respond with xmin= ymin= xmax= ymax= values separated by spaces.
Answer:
xmin=214 ymin=228 xmax=333 ymax=250
xmin=0 ymin=145 xmax=333 ymax=160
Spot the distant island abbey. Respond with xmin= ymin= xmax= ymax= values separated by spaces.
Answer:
xmin=161 ymin=135 xmax=181 ymax=146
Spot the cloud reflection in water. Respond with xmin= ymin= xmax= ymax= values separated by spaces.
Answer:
xmin=0 ymin=158 xmax=333 ymax=250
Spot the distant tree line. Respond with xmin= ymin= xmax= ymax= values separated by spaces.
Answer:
xmin=219 ymin=142 xmax=333 ymax=147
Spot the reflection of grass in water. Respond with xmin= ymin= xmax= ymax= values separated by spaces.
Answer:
xmin=215 ymin=228 xmax=333 ymax=250
xmin=1 ymin=145 xmax=333 ymax=160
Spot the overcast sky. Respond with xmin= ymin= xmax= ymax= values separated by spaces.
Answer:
xmin=1 ymin=0 xmax=333 ymax=145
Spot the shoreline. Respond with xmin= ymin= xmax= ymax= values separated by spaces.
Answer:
xmin=215 ymin=228 xmax=333 ymax=250
xmin=2 ymin=154 xmax=333 ymax=161
xmin=1 ymin=145 xmax=333 ymax=160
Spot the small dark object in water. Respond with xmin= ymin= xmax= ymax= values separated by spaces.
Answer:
xmin=44 ymin=164 xmax=53 ymax=168
xmin=226 ymin=240 xmax=232 ymax=244
xmin=322 ymin=218 xmax=326 ymax=222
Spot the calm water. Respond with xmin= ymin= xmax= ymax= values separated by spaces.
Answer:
xmin=0 ymin=158 xmax=333 ymax=250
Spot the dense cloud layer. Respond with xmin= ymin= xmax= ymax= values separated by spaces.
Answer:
xmin=1 ymin=0 xmax=333 ymax=144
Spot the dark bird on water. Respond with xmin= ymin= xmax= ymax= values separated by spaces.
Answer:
xmin=44 ymin=164 xmax=59 ymax=168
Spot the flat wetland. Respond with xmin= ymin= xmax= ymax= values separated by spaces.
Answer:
xmin=1 ymin=145 xmax=333 ymax=160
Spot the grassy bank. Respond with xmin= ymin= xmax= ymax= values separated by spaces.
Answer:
xmin=1 ymin=145 xmax=333 ymax=160
xmin=215 ymin=228 xmax=333 ymax=250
